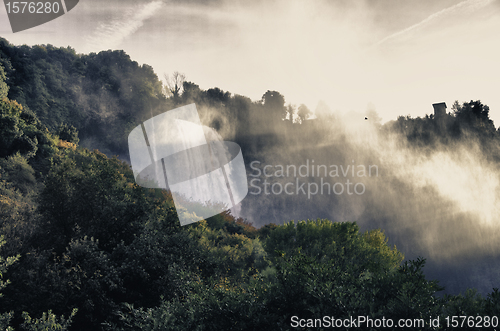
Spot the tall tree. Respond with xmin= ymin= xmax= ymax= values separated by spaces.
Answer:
xmin=297 ymin=104 xmax=311 ymax=123
xmin=262 ymin=90 xmax=287 ymax=122
xmin=164 ymin=71 xmax=185 ymax=98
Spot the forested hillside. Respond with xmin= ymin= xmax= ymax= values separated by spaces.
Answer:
xmin=1 ymin=38 xmax=500 ymax=330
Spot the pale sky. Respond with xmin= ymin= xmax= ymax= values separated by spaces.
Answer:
xmin=1 ymin=0 xmax=500 ymax=124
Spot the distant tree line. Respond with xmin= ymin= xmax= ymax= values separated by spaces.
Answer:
xmin=1 ymin=38 xmax=500 ymax=330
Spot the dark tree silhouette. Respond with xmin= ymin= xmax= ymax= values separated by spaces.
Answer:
xmin=297 ymin=104 xmax=312 ymax=123
xmin=164 ymin=71 xmax=185 ymax=98
xmin=262 ymin=90 xmax=287 ymax=121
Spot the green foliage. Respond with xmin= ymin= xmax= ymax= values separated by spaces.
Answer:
xmin=452 ymin=100 xmax=495 ymax=135
xmin=114 ymin=225 xmax=207 ymax=308
xmin=109 ymin=282 xmax=264 ymax=331
xmin=363 ymin=228 xmax=404 ymax=272
xmin=0 ymin=94 xmax=57 ymax=161
xmin=0 ymin=310 xmax=14 ymax=331
xmin=37 ymin=148 xmax=148 ymax=252
xmin=108 ymin=220 xmax=444 ymax=331
xmin=439 ymin=288 xmax=500 ymax=330
xmin=189 ymin=220 xmax=269 ymax=283
xmin=0 ymin=143 xmax=498 ymax=330
xmin=1 ymin=148 xmax=153 ymax=330
xmin=377 ymin=258 xmax=443 ymax=324
xmin=256 ymin=224 xmax=435 ymax=328
xmin=0 ymin=64 xmax=8 ymax=100
xmin=0 ymin=171 xmax=38 ymax=256
xmin=257 ymin=223 xmax=278 ymax=238
xmin=0 ymin=39 xmax=166 ymax=156
xmin=263 ymin=219 xmax=403 ymax=274
xmin=20 ymin=309 xmax=77 ymax=331
xmin=0 ymin=237 xmax=18 ymax=330
xmin=442 ymin=288 xmax=485 ymax=316
xmin=0 ymin=236 xmax=20 ymax=295
xmin=0 ymin=98 xmax=23 ymax=158
xmin=2 ymin=35 xmax=500 ymax=330
xmin=205 ymin=211 xmax=258 ymax=239
xmin=0 ymin=154 xmax=37 ymax=194
xmin=484 ymin=288 xmax=500 ymax=315
xmin=385 ymin=100 xmax=500 ymax=151
xmin=56 ymin=124 xmax=79 ymax=145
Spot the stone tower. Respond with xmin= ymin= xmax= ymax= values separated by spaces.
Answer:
xmin=432 ymin=102 xmax=447 ymax=119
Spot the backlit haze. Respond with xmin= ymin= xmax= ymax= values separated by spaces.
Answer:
xmin=1 ymin=0 xmax=500 ymax=124
xmin=2 ymin=0 xmax=500 ymax=293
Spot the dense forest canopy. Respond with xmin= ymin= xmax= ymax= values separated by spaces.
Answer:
xmin=1 ymin=38 xmax=500 ymax=330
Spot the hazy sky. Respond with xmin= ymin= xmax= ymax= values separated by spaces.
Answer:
xmin=1 ymin=0 xmax=500 ymax=123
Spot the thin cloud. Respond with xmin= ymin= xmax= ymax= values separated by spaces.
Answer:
xmin=372 ymin=0 xmax=495 ymax=48
xmin=86 ymin=1 xmax=164 ymax=51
